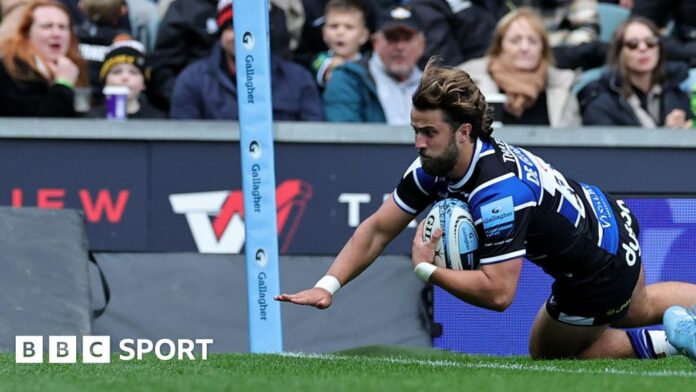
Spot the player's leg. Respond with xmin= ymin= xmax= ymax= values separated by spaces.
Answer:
xmin=612 ymin=266 xmax=696 ymax=328
xmin=529 ymin=261 xmax=655 ymax=359
xmin=530 ymin=246 xmax=642 ymax=358
xmin=612 ymin=266 xmax=696 ymax=362
xmin=528 ymin=275 xmax=696 ymax=359
xmin=600 ymin=196 xmax=695 ymax=361
xmin=528 ymin=305 xmax=635 ymax=359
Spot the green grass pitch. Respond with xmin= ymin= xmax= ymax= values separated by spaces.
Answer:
xmin=1 ymin=345 xmax=694 ymax=391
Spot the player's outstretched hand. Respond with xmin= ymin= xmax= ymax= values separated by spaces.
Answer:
xmin=412 ymin=219 xmax=442 ymax=268
xmin=274 ymin=287 xmax=333 ymax=309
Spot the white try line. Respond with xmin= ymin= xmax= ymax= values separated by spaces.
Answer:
xmin=279 ymin=352 xmax=696 ymax=378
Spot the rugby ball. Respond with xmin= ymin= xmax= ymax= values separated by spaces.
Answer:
xmin=422 ymin=199 xmax=479 ymax=270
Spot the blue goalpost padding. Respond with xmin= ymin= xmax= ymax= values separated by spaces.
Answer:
xmin=234 ymin=0 xmax=283 ymax=353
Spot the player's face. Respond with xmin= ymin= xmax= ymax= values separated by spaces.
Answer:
xmin=500 ymin=18 xmax=543 ymax=72
xmin=412 ymin=108 xmax=459 ymax=176
xmin=621 ymin=22 xmax=660 ymax=76
xmin=322 ymin=10 xmax=369 ymax=59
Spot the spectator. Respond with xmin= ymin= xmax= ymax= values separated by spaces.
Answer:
xmin=149 ymin=0 xmax=291 ymax=110
xmin=458 ymin=8 xmax=581 ymax=127
xmin=293 ymin=0 xmax=379 ymax=69
xmin=411 ymin=0 xmax=497 ymax=67
xmin=322 ymin=4 xmax=425 ymax=124
xmin=311 ymin=0 xmax=369 ymax=88
xmin=76 ymin=0 xmax=131 ymax=94
xmin=631 ymin=0 xmax=696 ymax=67
xmin=497 ymin=0 xmax=607 ymax=70
xmin=272 ymin=0 xmax=305 ymax=52
xmin=148 ymin=0 xmax=217 ymax=110
xmin=56 ymin=0 xmax=86 ymax=25
xmin=0 ymin=0 xmax=26 ymax=43
xmin=66 ymin=0 xmax=157 ymax=52
xmin=169 ymin=0 xmax=323 ymax=121
xmin=88 ymin=38 xmax=165 ymax=119
xmin=124 ymin=0 xmax=159 ymax=52
xmin=581 ymin=17 xmax=692 ymax=127
xmin=0 ymin=0 xmax=89 ymax=117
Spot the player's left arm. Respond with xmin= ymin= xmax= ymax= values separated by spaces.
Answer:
xmin=412 ymin=220 xmax=523 ymax=312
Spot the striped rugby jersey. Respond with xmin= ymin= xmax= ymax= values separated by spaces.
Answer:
xmin=394 ymin=137 xmax=621 ymax=279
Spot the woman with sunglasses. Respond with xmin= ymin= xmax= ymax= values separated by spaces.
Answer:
xmin=582 ymin=17 xmax=692 ymax=128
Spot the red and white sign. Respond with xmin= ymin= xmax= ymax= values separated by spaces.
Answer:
xmin=169 ymin=180 xmax=313 ymax=253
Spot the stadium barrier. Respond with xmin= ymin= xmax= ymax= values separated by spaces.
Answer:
xmin=0 ymin=208 xmax=91 ymax=352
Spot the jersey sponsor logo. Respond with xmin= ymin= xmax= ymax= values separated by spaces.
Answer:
xmin=480 ymin=196 xmax=514 ymax=239
xmin=582 ymin=184 xmax=619 ymax=254
xmin=586 ymin=188 xmax=613 ymax=229
xmin=616 ymin=200 xmax=641 ymax=266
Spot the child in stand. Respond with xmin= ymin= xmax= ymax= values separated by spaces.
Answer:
xmin=311 ymin=0 xmax=369 ymax=88
xmin=89 ymin=38 xmax=165 ymax=118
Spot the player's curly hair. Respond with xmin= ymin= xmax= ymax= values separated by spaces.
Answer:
xmin=412 ymin=57 xmax=494 ymax=141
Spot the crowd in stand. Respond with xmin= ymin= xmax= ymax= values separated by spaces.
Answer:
xmin=0 ymin=0 xmax=693 ymax=128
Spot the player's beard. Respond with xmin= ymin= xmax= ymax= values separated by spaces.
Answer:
xmin=420 ymin=133 xmax=458 ymax=176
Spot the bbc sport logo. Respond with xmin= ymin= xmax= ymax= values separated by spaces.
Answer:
xmin=15 ymin=336 xmax=213 ymax=363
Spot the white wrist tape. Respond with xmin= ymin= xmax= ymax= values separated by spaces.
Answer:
xmin=414 ymin=262 xmax=437 ymax=282
xmin=314 ymin=275 xmax=341 ymax=295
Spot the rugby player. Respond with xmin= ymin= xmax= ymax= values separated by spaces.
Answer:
xmin=275 ymin=59 xmax=696 ymax=362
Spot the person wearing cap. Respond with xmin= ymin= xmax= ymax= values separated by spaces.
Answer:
xmin=322 ymin=4 xmax=426 ymax=124
xmin=88 ymin=37 xmax=165 ymax=118
xmin=169 ymin=0 xmax=323 ymax=121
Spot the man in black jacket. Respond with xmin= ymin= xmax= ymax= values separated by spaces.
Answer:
xmin=411 ymin=0 xmax=496 ymax=67
xmin=148 ymin=0 xmax=290 ymax=110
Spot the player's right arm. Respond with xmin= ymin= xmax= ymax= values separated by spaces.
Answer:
xmin=412 ymin=219 xmax=523 ymax=312
xmin=274 ymin=196 xmax=414 ymax=309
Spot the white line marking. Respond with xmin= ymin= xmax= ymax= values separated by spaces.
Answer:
xmin=278 ymin=352 xmax=696 ymax=377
